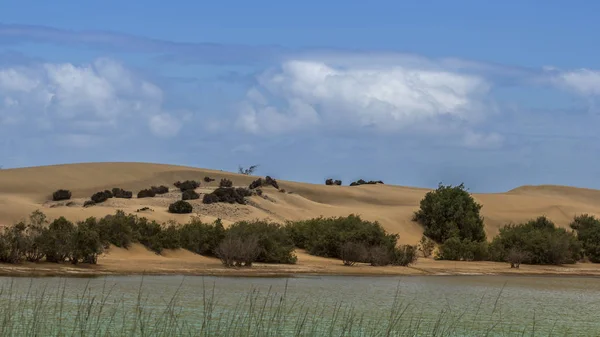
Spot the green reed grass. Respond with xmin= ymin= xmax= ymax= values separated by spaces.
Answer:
xmin=0 ymin=277 xmax=585 ymax=336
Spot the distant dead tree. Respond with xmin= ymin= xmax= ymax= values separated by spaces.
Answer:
xmin=238 ymin=165 xmax=259 ymax=175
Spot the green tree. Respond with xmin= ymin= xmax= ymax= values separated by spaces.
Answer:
xmin=413 ymin=183 xmax=486 ymax=243
xmin=569 ymin=214 xmax=600 ymax=262
xmin=70 ymin=221 xmax=103 ymax=264
xmin=227 ymin=220 xmax=297 ymax=264
xmin=41 ymin=217 xmax=76 ymax=263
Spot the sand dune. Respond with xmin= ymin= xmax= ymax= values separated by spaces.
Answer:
xmin=2 ymin=162 xmax=600 ymax=244
xmin=1 ymin=162 xmax=600 ymax=277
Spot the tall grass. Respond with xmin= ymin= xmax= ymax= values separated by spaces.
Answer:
xmin=0 ymin=277 xmax=584 ymax=336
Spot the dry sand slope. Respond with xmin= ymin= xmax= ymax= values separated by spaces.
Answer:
xmin=1 ymin=162 xmax=600 ymax=244
xmin=1 ymin=162 xmax=600 ymax=277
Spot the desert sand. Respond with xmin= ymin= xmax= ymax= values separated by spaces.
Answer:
xmin=1 ymin=162 xmax=600 ymax=277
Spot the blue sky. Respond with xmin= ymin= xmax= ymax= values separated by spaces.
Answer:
xmin=1 ymin=1 xmax=600 ymax=192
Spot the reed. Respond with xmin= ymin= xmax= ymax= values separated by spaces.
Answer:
xmin=0 ymin=277 xmax=580 ymax=336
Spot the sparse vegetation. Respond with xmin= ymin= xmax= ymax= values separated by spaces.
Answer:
xmin=182 ymin=189 xmax=200 ymax=200
xmin=202 ymin=187 xmax=251 ymax=205
xmin=174 ymin=180 xmax=200 ymax=192
xmin=219 ymin=178 xmax=233 ymax=188
xmin=91 ymin=190 xmax=112 ymax=204
xmin=112 ymin=187 xmax=133 ymax=198
xmin=418 ymin=235 xmax=436 ymax=258
xmin=151 ymin=185 xmax=169 ymax=194
xmin=325 ymin=179 xmax=342 ymax=186
xmin=436 ymin=237 xmax=489 ymax=261
xmin=349 ymin=179 xmax=384 ymax=186
xmin=136 ymin=207 xmax=153 ymax=212
xmin=168 ymin=200 xmax=193 ymax=214
xmin=204 ymin=176 xmax=215 ymax=183
xmin=249 ymin=176 xmax=279 ymax=190
xmin=137 ymin=188 xmax=156 ymax=198
xmin=340 ymin=241 xmax=368 ymax=266
xmin=52 ymin=189 xmax=72 ymax=201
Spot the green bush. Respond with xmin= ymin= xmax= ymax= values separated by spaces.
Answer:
xmin=70 ymin=220 xmax=103 ymax=264
xmin=96 ymin=210 xmax=136 ymax=248
xmin=137 ymin=189 xmax=156 ymax=198
xmin=226 ymin=220 xmax=297 ymax=264
xmin=570 ymin=214 xmax=600 ymax=263
xmin=52 ymin=189 xmax=72 ymax=201
xmin=182 ymin=189 xmax=200 ymax=200
xmin=168 ymin=200 xmax=193 ymax=214
xmin=413 ymin=183 xmax=486 ymax=243
xmin=349 ymin=179 xmax=383 ymax=186
xmin=489 ymin=216 xmax=581 ymax=265
xmin=325 ymin=179 xmax=342 ymax=186
xmin=286 ymin=215 xmax=398 ymax=259
xmin=436 ymin=237 xmax=489 ymax=261
xmin=249 ymin=176 xmax=279 ymax=190
xmin=204 ymin=176 xmax=215 ymax=183
xmin=41 ymin=217 xmax=76 ymax=263
xmin=179 ymin=217 xmax=225 ymax=256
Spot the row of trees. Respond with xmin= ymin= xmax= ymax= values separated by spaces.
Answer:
xmin=413 ymin=183 xmax=600 ymax=267
xmin=0 ymin=211 xmax=417 ymax=268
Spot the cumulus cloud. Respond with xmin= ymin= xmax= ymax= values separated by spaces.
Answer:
xmin=237 ymin=59 xmax=491 ymax=135
xmin=0 ymin=58 xmax=181 ymax=143
xmin=552 ymin=69 xmax=600 ymax=96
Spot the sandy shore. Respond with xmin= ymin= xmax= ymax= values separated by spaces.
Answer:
xmin=1 ymin=245 xmax=599 ymax=278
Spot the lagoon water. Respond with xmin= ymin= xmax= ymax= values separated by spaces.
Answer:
xmin=0 ymin=275 xmax=598 ymax=336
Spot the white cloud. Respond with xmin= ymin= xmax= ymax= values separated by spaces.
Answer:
xmin=462 ymin=131 xmax=504 ymax=149
xmin=0 ymin=58 xmax=181 ymax=140
xmin=148 ymin=114 xmax=182 ymax=138
xmin=237 ymin=59 xmax=491 ymax=134
xmin=553 ymin=69 xmax=600 ymax=96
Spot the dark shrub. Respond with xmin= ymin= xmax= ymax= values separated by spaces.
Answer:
xmin=175 ymin=180 xmax=200 ymax=192
xmin=226 ymin=220 xmax=297 ymax=264
xmin=340 ymin=242 xmax=368 ymax=266
xmin=151 ymin=185 xmax=169 ymax=195
xmin=249 ymin=176 xmax=279 ymax=189
xmin=202 ymin=187 xmax=249 ymax=205
xmin=103 ymin=190 xmax=113 ymax=198
xmin=413 ymin=183 xmax=486 ymax=243
xmin=182 ymin=189 xmax=200 ymax=200
xmin=369 ymin=245 xmax=393 ymax=266
xmin=132 ymin=218 xmax=165 ymax=254
xmin=349 ymin=179 xmax=383 ymax=186
xmin=219 ymin=178 xmax=233 ymax=188
xmin=204 ymin=176 xmax=215 ymax=183
xmin=136 ymin=207 xmax=153 ymax=212
xmin=179 ymin=217 xmax=225 ymax=256
xmin=489 ymin=216 xmax=581 ymax=265
xmin=52 ymin=189 xmax=72 ymax=201
xmin=137 ymin=189 xmax=156 ymax=198
xmin=83 ymin=200 xmax=95 ymax=207
xmin=112 ymin=188 xmax=133 ymax=199
xmin=393 ymin=245 xmax=418 ymax=266
xmin=570 ymin=214 xmax=600 ymax=263
xmin=325 ymin=179 xmax=343 ymax=186
xmin=216 ymin=236 xmax=260 ymax=267
xmin=168 ymin=200 xmax=193 ymax=214
xmin=249 ymin=178 xmax=263 ymax=189
xmin=91 ymin=191 xmax=112 ymax=204
xmin=238 ymin=165 xmax=259 ymax=175
xmin=265 ymin=176 xmax=279 ymax=189
xmin=286 ymin=215 xmax=398 ymax=259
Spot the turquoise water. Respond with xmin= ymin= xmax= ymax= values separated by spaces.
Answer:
xmin=0 ymin=275 xmax=598 ymax=336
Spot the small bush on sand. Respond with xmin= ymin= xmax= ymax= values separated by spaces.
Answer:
xmin=52 ymin=189 xmax=72 ymax=201
xmin=174 ymin=180 xmax=200 ymax=192
xmin=137 ymin=189 xmax=156 ymax=198
xmin=349 ymin=179 xmax=384 ymax=186
xmin=203 ymin=176 xmax=215 ymax=183
xmin=112 ymin=188 xmax=133 ymax=199
xmin=202 ymin=187 xmax=250 ymax=205
xmin=151 ymin=185 xmax=169 ymax=195
xmin=182 ymin=189 xmax=200 ymax=200
xmin=219 ymin=178 xmax=233 ymax=188
xmin=418 ymin=235 xmax=436 ymax=258
xmin=168 ymin=200 xmax=193 ymax=214
xmin=325 ymin=179 xmax=342 ymax=186
xmin=249 ymin=176 xmax=280 ymax=190
xmin=83 ymin=200 xmax=95 ymax=207
xmin=91 ymin=191 xmax=111 ymax=204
